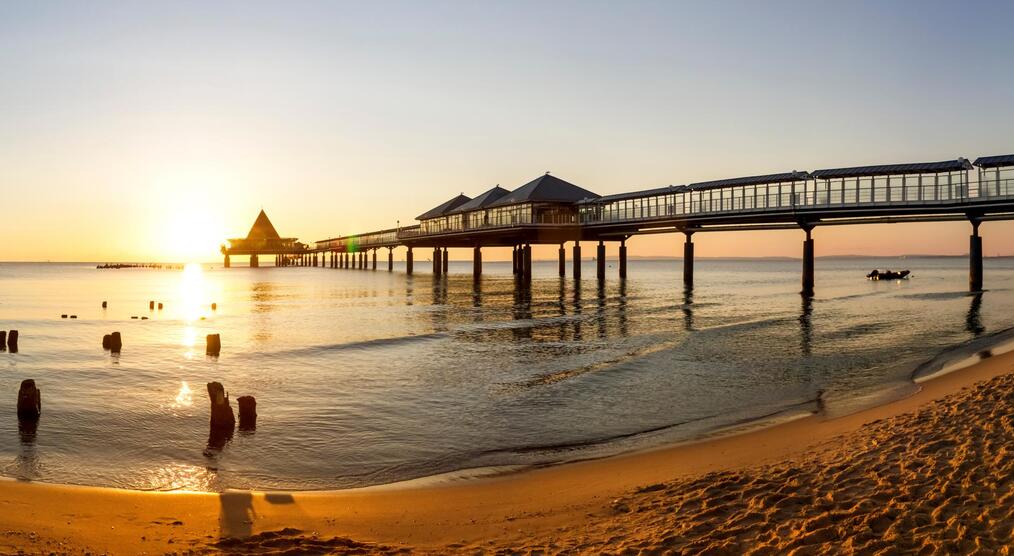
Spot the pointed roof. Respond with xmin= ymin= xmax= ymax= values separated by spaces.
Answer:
xmin=246 ymin=209 xmax=282 ymax=240
xmin=488 ymin=174 xmax=599 ymax=208
xmin=416 ymin=194 xmax=472 ymax=220
xmin=448 ymin=185 xmax=511 ymax=214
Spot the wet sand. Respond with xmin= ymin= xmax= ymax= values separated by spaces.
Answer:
xmin=3 ymin=348 xmax=1014 ymax=553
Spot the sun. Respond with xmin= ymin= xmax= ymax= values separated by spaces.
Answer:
xmin=161 ymin=208 xmax=226 ymax=262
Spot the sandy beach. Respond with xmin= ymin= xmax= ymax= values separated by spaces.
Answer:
xmin=0 ymin=347 xmax=1011 ymax=553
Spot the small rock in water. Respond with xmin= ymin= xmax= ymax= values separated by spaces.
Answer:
xmin=70 ymin=315 xmax=77 ymax=319
xmin=61 ymin=314 xmax=68 ymax=319
xmin=141 ymin=316 xmax=148 ymax=320
xmin=131 ymin=316 xmax=138 ymax=319
xmin=16 ymin=379 xmax=41 ymax=420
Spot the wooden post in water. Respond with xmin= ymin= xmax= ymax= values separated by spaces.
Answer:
xmin=573 ymin=241 xmax=582 ymax=280
xmin=433 ymin=247 xmax=441 ymax=275
xmin=473 ymin=245 xmax=482 ymax=279
xmin=683 ymin=232 xmax=694 ymax=288
xmin=442 ymin=247 xmax=449 ymax=275
xmin=558 ymin=243 xmax=566 ymax=277
xmin=388 ymin=247 xmax=394 ymax=272
xmin=801 ymin=226 xmax=815 ymax=296
xmin=619 ymin=238 xmax=627 ymax=279
xmin=406 ymin=247 xmax=414 ymax=275
xmin=523 ymin=244 xmax=533 ymax=282
xmin=970 ymin=218 xmax=983 ymax=292
xmin=207 ymin=382 xmax=235 ymax=430
xmin=16 ymin=379 xmax=41 ymax=421
xmin=596 ymin=241 xmax=606 ymax=280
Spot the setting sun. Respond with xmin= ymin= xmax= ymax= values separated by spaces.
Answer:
xmin=159 ymin=208 xmax=226 ymax=262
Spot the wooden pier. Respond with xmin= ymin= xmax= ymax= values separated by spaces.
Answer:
xmin=227 ymin=154 xmax=1014 ymax=294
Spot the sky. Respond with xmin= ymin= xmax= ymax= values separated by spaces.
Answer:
xmin=1 ymin=0 xmax=1012 ymax=262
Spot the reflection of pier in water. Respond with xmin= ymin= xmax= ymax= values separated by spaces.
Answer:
xmin=225 ymin=154 xmax=1014 ymax=297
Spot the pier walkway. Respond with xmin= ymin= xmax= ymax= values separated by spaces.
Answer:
xmin=230 ymin=154 xmax=1014 ymax=294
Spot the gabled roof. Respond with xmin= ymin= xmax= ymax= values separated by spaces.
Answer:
xmin=690 ymin=172 xmax=810 ymax=191
xmin=487 ymin=174 xmax=599 ymax=208
xmin=416 ymin=194 xmax=472 ymax=220
xmin=973 ymin=154 xmax=1014 ymax=169
xmin=810 ymin=159 xmax=972 ymax=180
xmin=577 ymin=185 xmax=689 ymax=205
xmin=246 ymin=210 xmax=282 ymax=240
xmin=448 ymin=186 xmax=511 ymax=214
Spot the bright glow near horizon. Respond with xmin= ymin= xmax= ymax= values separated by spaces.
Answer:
xmin=1 ymin=1 xmax=1013 ymax=261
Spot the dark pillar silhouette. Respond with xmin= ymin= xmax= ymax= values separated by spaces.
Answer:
xmin=442 ymin=248 xmax=449 ymax=274
xmin=0 ymin=331 xmax=5 ymax=351
xmin=573 ymin=241 xmax=582 ymax=280
xmin=473 ymin=246 xmax=482 ymax=278
xmin=224 ymin=254 xmax=230 ymax=268
xmin=970 ymin=219 xmax=983 ymax=292
xmin=7 ymin=330 xmax=18 ymax=352
xmin=17 ymin=379 xmax=40 ymax=421
xmin=558 ymin=244 xmax=566 ymax=277
xmin=207 ymin=382 xmax=236 ymax=430
xmin=512 ymin=246 xmax=519 ymax=275
xmin=802 ymin=226 xmax=815 ymax=296
xmin=619 ymin=238 xmax=628 ymax=279
xmin=596 ymin=241 xmax=606 ymax=280
xmin=237 ymin=396 xmax=257 ymax=430
xmin=683 ymin=232 xmax=694 ymax=288
xmin=372 ymin=249 xmax=377 ymax=271
xmin=388 ymin=247 xmax=394 ymax=272
xmin=433 ymin=247 xmax=441 ymax=275
xmin=406 ymin=247 xmax=414 ymax=275
xmin=523 ymin=244 xmax=533 ymax=282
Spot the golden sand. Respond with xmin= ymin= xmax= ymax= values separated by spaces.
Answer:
xmin=2 ymin=349 xmax=1014 ymax=554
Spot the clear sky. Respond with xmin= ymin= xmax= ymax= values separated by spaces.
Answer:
xmin=1 ymin=0 xmax=1012 ymax=262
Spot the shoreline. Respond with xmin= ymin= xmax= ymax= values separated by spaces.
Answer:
xmin=2 ymin=336 xmax=1014 ymax=552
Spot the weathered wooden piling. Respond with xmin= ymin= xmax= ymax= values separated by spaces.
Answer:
xmin=149 ymin=301 xmax=155 ymax=310
xmin=102 ymin=334 xmax=112 ymax=349
xmin=573 ymin=242 xmax=582 ymax=279
xmin=211 ymin=303 xmax=217 ymax=311
xmin=0 ymin=331 xmax=6 ymax=351
xmin=102 ymin=301 xmax=107 ymax=308
xmin=206 ymin=333 xmax=221 ymax=356
xmin=61 ymin=314 xmax=68 ymax=319
xmin=237 ymin=396 xmax=257 ymax=430
xmin=207 ymin=382 xmax=236 ymax=430
xmin=157 ymin=302 xmax=163 ymax=310
xmin=17 ymin=379 xmax=41 ymax=421
xmin=7 ymin=330 xmax=18 ymax=352
xmin=109 ymin=331 xmax=122 ymax=353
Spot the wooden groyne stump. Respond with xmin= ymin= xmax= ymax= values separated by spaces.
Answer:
xmin=17 ymin=379 xmax=41 ymax=420
xmin=207 ymin=382 xmax=235 ymax=430
xmin=7 ymin=330 xmax=18 ymax=352
xmin=206 ymin=334 xmax=221 ymax=356
xmin=0 ymin=331 xmax=5 ymax=351
xmin=237 ymin=396 xmax=257 ymax=430
xmin=149 ymin=301 xmax=155 ymax=310
xmin=102 ymin=301 xmax=107 ymax=308
xmin=109 ymin=331 xmax=122 ymax=353
xmin=102 ymin=334 xmax=112 ymax=349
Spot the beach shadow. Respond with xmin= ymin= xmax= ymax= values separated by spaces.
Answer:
xmin=219 ymin=490 xmax=255 ymax=539
xmin=264 ymin=493 xmax=295 ymax=505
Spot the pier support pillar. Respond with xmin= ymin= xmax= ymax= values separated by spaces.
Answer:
xmin=801 ymin=227 xmax=815 ymax=296
xmin=970 ymin=219 xmax=983 ymax=292
xmin=683 ymin=232 xmax=694 ymax=287
xmin=619 ymin=238 xmax=627 ymax=279
xmin=443 ymin=247 xmax=449 ymax=275
xmin=473 ymin=246 xmax=482 ymax=279
xmin=224 ymin=254 xmax=231 ymax=268
xmin=523 ymin=244 xmax=532 ymax=282
xmin=250 ymin=254 xmax=259 ymax=268
xmin=388 ymin=248 xmax=394 ymax=272
xmin=407 ymin=247 xmax=414 ymax=275
xmin=573 ymin=242 xmax=582 ymax=280
xmin=433 ymin=248 xmax=441 ymax=275
xmin=596 ymin=241 xmax=606 ymax=280
xmin=558 ymin=244 xmax=566 ymax=277
xmin=512 ymin=246 xmax=519 ymax=275
xmin=372 ymin=249 xmax=377 ymax=271
xmin=361 ymin=251 xmax=366 ymax=270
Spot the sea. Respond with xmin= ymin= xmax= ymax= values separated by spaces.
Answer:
xmin=1 ymin=256 xmax=1012 ymax=492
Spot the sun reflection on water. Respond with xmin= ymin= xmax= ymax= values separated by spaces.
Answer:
xmin=179 ymin=263 xmax=207 ymax=323
xmin=173 ymin=380 xmax=193 ymax=408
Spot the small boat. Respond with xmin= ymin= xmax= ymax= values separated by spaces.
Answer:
xmin=867 ymin=269 xmax=910 ymax=281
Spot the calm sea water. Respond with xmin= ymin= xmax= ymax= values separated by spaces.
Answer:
xmin=0 ymin=257 xmax=1012 ymax=491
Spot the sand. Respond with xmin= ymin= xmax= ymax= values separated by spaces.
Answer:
xmin=3 ymin=348 xmax=1014 ymax=554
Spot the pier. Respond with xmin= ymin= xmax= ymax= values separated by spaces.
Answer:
xmin=227 ymin=154 xmax=1014 ymax=294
